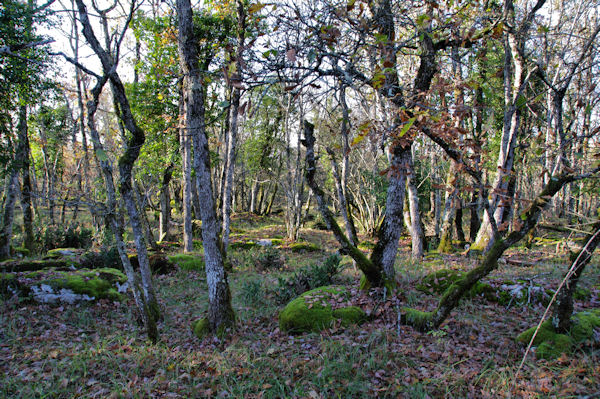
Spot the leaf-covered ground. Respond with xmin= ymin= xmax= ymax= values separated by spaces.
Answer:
xmin=1 ymin=215 xmax=599 ymax=398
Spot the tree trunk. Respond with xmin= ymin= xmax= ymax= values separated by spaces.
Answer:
xmin=438 ymin=163 xmax=459 ymax=252
xmin=177 ymin=0 xmax=235 ymax=333
xmin=407 ymin=151 xmax=425 ymax=258
xmin=134 ymin=181 xmax=158 ymax=250
xmin=75 ymin=0 xmax=160 ymax=342
xmin=303 ymin=120 xmax=386 ymax=288
xmin=159 ymin=162 xmax=174 ymax=241
xmin=18 ymin=105 xmax=34 ymax=252
xmin=180 ymin=81 xmax=193 ymax=252
xmin=0 ymin=173 xmax=18 ymax=260
xmin=552 ymin=218 xmax=600 ymax=332
xmin=221 ymin=0 xmax=245 ymax=252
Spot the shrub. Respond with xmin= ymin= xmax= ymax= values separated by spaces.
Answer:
xmin=256 ymin=246 xmax=285 ymax=271
xmin=239 ymin=278 xmax=264 ymax=305
xmin=80 ymin=247 xmax=122 ymax=269
xmin=36 ymin=223 xmax=93 ymax=252
xmin=274 ymin=254 xmax=343 ymax=303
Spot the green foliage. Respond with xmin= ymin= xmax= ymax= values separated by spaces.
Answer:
xmin=80 ymin=247 xmax=122 ymax=270
xmin=35 ymin=224 xmax=93 ymax=252
xmin=239 ymin=277 xmax=264 ymax=305
xmin=274 ymin=255 xmax=342 ymax=303
xmin=255 ymin=246 xmax=285 ymax=271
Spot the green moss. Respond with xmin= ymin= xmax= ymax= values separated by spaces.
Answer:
xmin=402 ymin=308 xmax=433 ymax=331
xmin=279 ymin=286 xmax=365 ymax=333
xmin=28 ymin=268 xmax=127 ymax=302
xmin=573 ymin=287 xmax=592 ymax=301
xmin=570 ymin=310 xmax=600 ymax=342
xmin=516 ymin=313 xmax=600 ymax=360
xmin=357 ymin=241 xmax=376 ymax=251
xmin=168 ymin=253 xmax=205 ymax=271
xmin=332 ymin=306 xmax=367 ymax=326
xmin=359 ymin=274 xmax=394 ymax=292
xmin=46 ymin=248 xmax=80 ymax=259
xmin=517 ymin=321 xmax=559 ymax=345
xmin=536 ymin=334 xmax=573 ymax=360
xmin=437 ymin=233 xmax=454 ymax=253
xmin=12 ymin=246 xmax=30 ymax=257
xmin=359 ymin=274 xmax=371 ymax=291
xmin=0 ymin=259 xmax=72 ymax=273
xmin=270 ymin=239 xmax=284 ymax=246
xmin=192 ymin=318 xmax=210 ymax=339
xmin=417 ymin=269 xmax=464 ymax=295
xmin=229 ymin=241 xmax=258 ymax=250
xmin=288 ymin=242 xmax=320 ymax=252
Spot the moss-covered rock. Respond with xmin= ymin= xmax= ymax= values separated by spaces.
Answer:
xmin=279 ymin=286 xmax=366 ymax=333
xmin=191 ymin=318 xmax=210 ymax=339
xmin=0 ymin=258 xmax=73 ymax=273
xmin=402 ymin=308 xmax=434 ymax=331
xmin=22 ymin=268 xmax=127 ymax=304
xmin=229 ymin=241 xmax=259 ymax=250
xmin=46 ymin=248 xmax=82 ymax=259
xmin=417 ymin=269 xmax=464 ymax=295
xmin=570 ymin=309 xmax=600 ymax=342
xmin=517 ymin=310 xmax=600 ymax=359
xmin=168 ymin=253 xmax=205 ymax=271
xmin=288 ymin=242 xmax=320 ymax=253
xmin=12 ymin=246 xmax=30 ymax=257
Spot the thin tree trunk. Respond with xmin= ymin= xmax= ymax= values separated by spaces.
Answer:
xmin=75 ymin=0 xmax=160 ymax=342
xmin=177 ymin=0 xmax=235 ymax=334
xmin=552 ymin=218 xmax=600 ymax=332
xmin=18 ymin=105 xmax=34 ymax=252
xmin=159 ymin=162 xmax=174 ymax=241
xmin=407 ymin=151 xmax=424 ymax=258
xmin=221 ymin=1 xmax=245 ymax=251
xmin=180 ymin=81 xmax=193 ymax=252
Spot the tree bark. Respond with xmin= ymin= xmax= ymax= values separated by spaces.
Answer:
xmin=221 ymin=0 xmax=246 ymax=252
xmin=177 ymin=0 xmax=235 ymax=333
xmin=407 ymin=151 xmax=425 ymax=258
xmin=18 ymin=105 xmax=34 ymax=252
xmin=159 ymin=162 xmax=174 ymax=241
xmin=75 ymin=0 xmax=160 ymax=342
xmin=552 ymin=218 xmax=600 ymax=332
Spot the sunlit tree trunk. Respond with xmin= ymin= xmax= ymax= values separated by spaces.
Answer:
xmin=177 ymin=0 xmax=235 ymax=333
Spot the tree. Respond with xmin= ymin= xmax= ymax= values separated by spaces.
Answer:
xmin=176 ymin=0 xmax=235 ymax=335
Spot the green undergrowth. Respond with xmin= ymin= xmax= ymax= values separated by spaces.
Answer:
xmin=168 ymin=253 xmax=205 ymax=271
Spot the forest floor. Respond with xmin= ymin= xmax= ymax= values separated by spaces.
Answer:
xmin=1 ymin=213 xmax=600 ymax=398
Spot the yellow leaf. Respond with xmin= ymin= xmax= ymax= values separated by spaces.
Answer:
xmin=351 ymin=134 xmax=365 ymax=147
xmin=249 ymin=3 xmax=266 ymax=13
